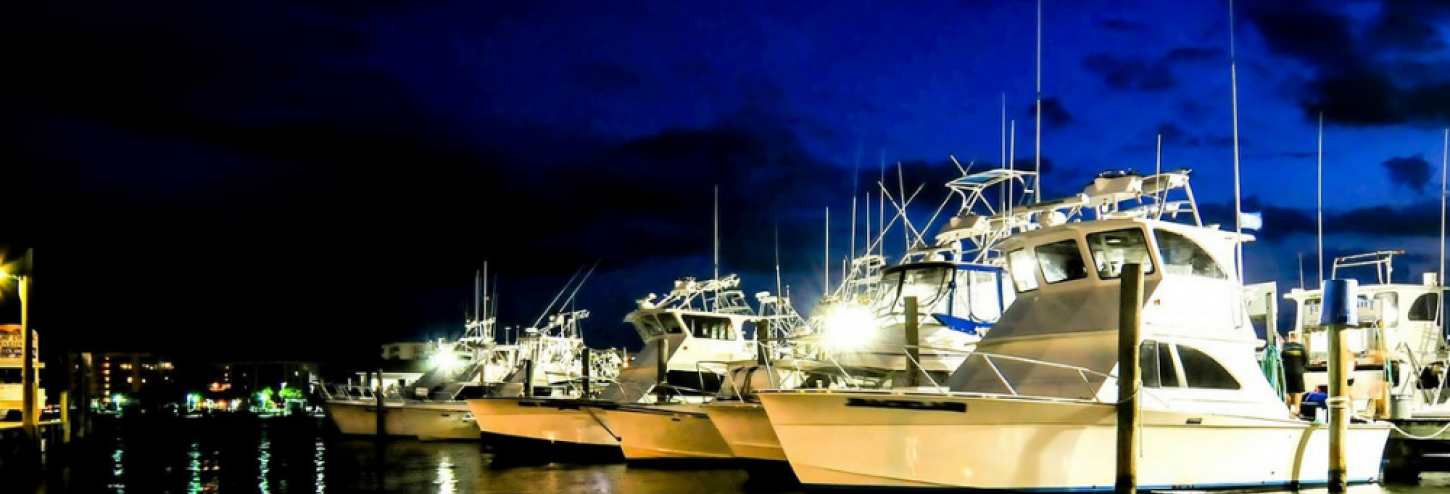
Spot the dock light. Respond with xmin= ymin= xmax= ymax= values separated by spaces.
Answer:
xmin=429 ymin=351 xmax=461 ymax=370
xmin=823 ymin=305 xmax=877 ymax=351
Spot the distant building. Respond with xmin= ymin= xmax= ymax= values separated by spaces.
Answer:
xmin=85 ymin=352 xmax=176 ymax=403
xmin=211 ymin=361 xmax=321 ymax=396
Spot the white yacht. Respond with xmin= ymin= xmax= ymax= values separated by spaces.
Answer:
xmin=467 ymin=275 xmax=754 ymax=458
xmin=1285 ymin=250 xmax=1449 ymax=478
xmin=707 ymin=169 xmax=1028 ymax=465
xmin=758 ymin=169 xmax=1394 ymax=490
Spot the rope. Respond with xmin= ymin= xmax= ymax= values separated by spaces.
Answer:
xmin=1387 ymin=421 xmax=1450 ymax=440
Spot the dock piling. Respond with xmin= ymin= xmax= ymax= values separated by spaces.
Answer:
xmin=1321 ymin=279 xmax=1358 ymax=493
xmin=581 ymin=348 xmax=591 ymax=398
xmin=374 ymin=368 xmax=386 ymax=438
xmin=904 ymin=296 xmax=920 ymax=388
xmin=756 ymin=320 xmax=771 ymax=365
xmin=1115 ymin=263 xmax=1143 ymax=494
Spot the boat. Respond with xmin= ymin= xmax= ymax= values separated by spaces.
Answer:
xmin=757 ymin=168 xmax=1394 ymax=490
xmin=706 ymin=168 xmax=1029 ymax=466
xmin=1284 ymin=249 xmax=1450 ymax=479
xmin=321 ymin=265 xmax=537 ymax=440
xmin=465 ymin=274 xmax=750 ymax=458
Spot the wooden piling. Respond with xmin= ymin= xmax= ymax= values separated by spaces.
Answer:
xmin=374 ymin=368 xmax=386 ymax=438
xmin=581 ymin=348 xmax=592 ymax=398
xmin=1115 ymin=263 xmax=1143 ymax=494
xmin=904 ymin=296 xmax=920 ymax=388
xmin=1321 ymin=279 xmax=1358 ymax=493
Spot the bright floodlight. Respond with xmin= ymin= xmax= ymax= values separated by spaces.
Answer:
xmin=429 ymin=351 xmax=461 ymax=371
xmin=822 ymin=305 xmax=877 ymax=351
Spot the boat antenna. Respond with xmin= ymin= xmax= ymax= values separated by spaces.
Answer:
xmin=1034 ymin=0 xmax=1043 ymax=204
xmin=1001 ymin=92 xmax=1007 ymax=213
xmin=714 ymin=184 xmax=720 ymax=305
xmin=474 ymin=265 xmax=483 ymax=323
xmin=775 ymin=222 xmax=784 ymax=306
xmin=1009 ymin=120 xmax=1017 ymax=213
xmin=879 ymin=149 xmax=886 ymax=259
xmin=1317 ymin=112 xmax=1324 ymax=284
xmin=491 ymin=276 xmax=500 ymax=341
xmin=557 ymin=259 xmax=601 ymax=320
xmin=1441 ymin=128 xmax=1448 ymax=286
xmin=530 ymin=266 xmax=584 ymax=329
xmin=1229 ymin=0 xmax=1245 ymax=283
xmin=1154 ymin=133 xmax=1164 ymax=207
xmin=851 ymin=145 xmax=860 ymax=261
xmin=898 ymin=161 xmax=907 ymax=251
xmin=824 ymin=206 xmax=831 ymax=297
xmin=865 ymin=191 xmax=871 ymax=260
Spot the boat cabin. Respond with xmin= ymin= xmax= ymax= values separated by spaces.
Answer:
xmin=945 ymin=217 xmax=1281 ymax=416
xmin=1284 ymin=250 xmax=1449 ymax=415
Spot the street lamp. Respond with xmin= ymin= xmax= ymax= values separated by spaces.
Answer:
xmin=0 ymin=250 xmax=36 ymax=445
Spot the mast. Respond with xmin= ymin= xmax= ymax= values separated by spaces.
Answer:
xmin=1009 ymin=120 xmax=1017 ymax=215
xmin=710 ymin=184 xmax=716 ymax=286
xmin=775 ymin=223 xmax=784 ymax=309
xmin=1317 ymin=112 xmax=1325 ymax=284
xmin=1001 ymin=93 xmax=1007 ymax=212
xmin=1229 ymin=0 xmax=1245 ymax=283
xmin=1441 ymin=129 xmax=1448 ymax=286
xmin=475 ymin=266 xmax=483 ymax=323
xmin=880 ymin=150 xmax=886 ymax=260
xmin=1034 ymin=0 xmax=1043 ymax=204
xmin=824 ymin=207 xmax=831 ymax=297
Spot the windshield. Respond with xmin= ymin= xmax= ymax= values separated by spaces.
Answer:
xmin=876 ymin=264 xmax=1007 ymax=322
xmin=876 ymin=265 xmax=953 ymax=315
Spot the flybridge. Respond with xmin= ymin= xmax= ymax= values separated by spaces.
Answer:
xmin=935 ymin=168 xmax=1213 ymax=263
xmin=636 ymin=274 xmax=753 ymax=315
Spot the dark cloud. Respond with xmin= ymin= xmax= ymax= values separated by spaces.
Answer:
xmin=1027 ymin=97 xmax=1074 ymax=131
xmin=575 ymin=62 xmax=647 ymax=91
xmin=1094 ymin=16 xmax=1146 ymax=32
xmin=1245 ymin=0 xmax=1450 ymax=126
xmin=1200 ymin=197 xmax=1442 ymax=242
xmin=1383 ymin=154 xmax=1434 ymax=195
xmin=1081 ymin=45 xmax=1225 ymax=93
xmin=1083 ymin=54 xmax=1177 ymax=91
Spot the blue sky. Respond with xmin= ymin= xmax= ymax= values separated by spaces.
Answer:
xmin=3 ymin=0 xmax=1447 ymax=357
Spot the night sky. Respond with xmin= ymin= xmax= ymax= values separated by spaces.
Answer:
xmin=3 ymin=0 xmax=1448 ymax=362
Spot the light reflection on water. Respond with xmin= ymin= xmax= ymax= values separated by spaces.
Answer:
xmin=36 ymin=416 xmax=1450 ymax=494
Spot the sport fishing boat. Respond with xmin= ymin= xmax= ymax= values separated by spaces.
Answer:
xmin=706 ymin=168 xmax=1029 ymax=465
xmin=467 ymin=274 xmax=755 ymax=458
xmin=595 ymin=283 xmax=810 ymax=463
xmin=758 ymin=169 xmax=1394 ymax=490
xmin=1285 ymin=250 xmax=1450 ymax=478
xmin=323 ymin=266 xmax=539 ymax=441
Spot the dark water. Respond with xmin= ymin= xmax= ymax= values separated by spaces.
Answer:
xmin=21 ymin=415 xmax=1450 ymax=494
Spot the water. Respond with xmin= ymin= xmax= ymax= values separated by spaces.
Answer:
xmin=22 ymin=416 xmax=1450 ymax=493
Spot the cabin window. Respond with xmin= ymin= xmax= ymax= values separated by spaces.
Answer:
xmin=1176 ymin=344 xmax=1240 ymax=390
xmin=1140 ymin=340 xmax=1160 ymax=388
xmin=683 ymin=315 xmax=735 ymax=340
xmin=1154 ymin=230 xmax=1225 ymax=279
xmin=658 ymin=315 xmax=685 ymax=334
xmin=1034 ymin=240 xmax=1089 ymax=284
xmin=1410 ymin=293 xmax=1440 ymax=322
xmin=1007 ymin=249 xmax=1040 ymax=292
xmin=1087 ymin=228 xmax=1155 ymax=279
xmin=639 ymin=315 xmax=665 ymax=337
xmin=1158 ymin=342 xmax=1180 ymax=387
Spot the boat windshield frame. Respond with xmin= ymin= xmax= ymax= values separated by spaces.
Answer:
xmin=875 ymin=262 xmax=1007 ymax=322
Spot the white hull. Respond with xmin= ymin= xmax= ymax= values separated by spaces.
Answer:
xmin=466 ymin=398 xmax=620 ymax=448
xmin=701 ymin=402 xmax=784 ymax=461
xmin=324 ymin=400 xmax=478 ymax=441
xmin=597 ymin=403 xmax=734 ymax=460
xmin=760 ymin=391 xmax=1391 ymax=490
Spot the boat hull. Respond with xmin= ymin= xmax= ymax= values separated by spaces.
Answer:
xmin=759 ymin=391 xmax=1392 ymax=491
xmin=597 ymin=403 xmax=735 ymax=461
xmin=466 ymin=398 xmax=620 ymax=449
xmin=701 ymin=402 xmax=784 ymax=461
xmin=324 ymin=401 xmax=478 ymax=441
